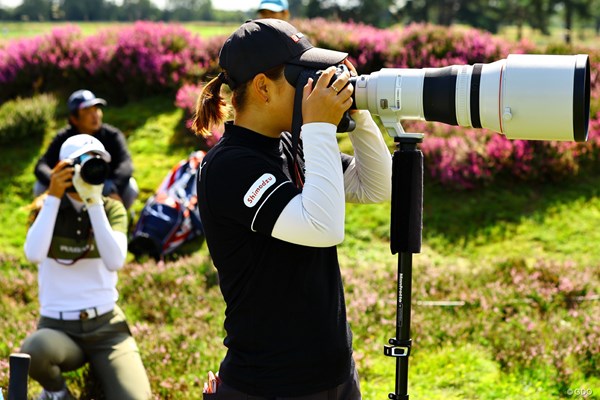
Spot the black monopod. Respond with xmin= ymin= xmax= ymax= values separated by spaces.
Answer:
xmin=385 ymin=134 xmax=423 ymax=399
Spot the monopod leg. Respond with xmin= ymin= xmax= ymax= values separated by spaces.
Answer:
xmin=386 ymin=135 xmax=423 ymax=400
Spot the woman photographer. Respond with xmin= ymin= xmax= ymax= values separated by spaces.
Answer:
xmin=21 ymin=134 xmax=151 ymax=400
xmin=194 ymin=19 xmax=392 ymax=399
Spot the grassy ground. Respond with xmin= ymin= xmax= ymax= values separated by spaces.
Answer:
xmin=497 ymin=24 xmax=600 ymax=49
xmin=0 ymin=94 xmax=598 ymax=399
xmin=0 ymin=21 xmax=238 ymax=43
xmin=0 ymin=21 xmax=599 ymax=400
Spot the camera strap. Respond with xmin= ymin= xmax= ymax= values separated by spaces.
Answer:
xmin=50 ymin=226 xmax=94 ymax=265
xmin=289 ymin=69 xmax=316 ymax=189
xmin=289 ymin=66 xmax=357 ymax=188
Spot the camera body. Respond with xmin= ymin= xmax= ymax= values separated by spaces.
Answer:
xmin=71 ymin=153 xmax=109 ymax=185
xmin=316 ymin=64 xmax=356 ymax=132
xmin=285 ymin=63 xmax=357 ymax=133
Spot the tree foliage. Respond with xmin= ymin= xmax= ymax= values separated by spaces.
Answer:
xmin=13 ymin=0 xmax=53 ymax=21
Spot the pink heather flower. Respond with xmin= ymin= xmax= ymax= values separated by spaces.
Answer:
xmin=1 ymin=20 xmax=598 ymax=187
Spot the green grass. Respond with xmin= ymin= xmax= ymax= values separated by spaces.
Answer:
xmin=0 ymin=23 xmax=599 ymax=397
xmin=1 ymin=93 xmax=597 ymax=399
xmin=497 ymin=24 xmax=600 ymax=49
xmin=179 ymin=21 xmax=238 ymax=37
xmin=0 ymin=21 xmax=237 ymax=44
xmin=422 ymin=175 xmax=600 ymax=266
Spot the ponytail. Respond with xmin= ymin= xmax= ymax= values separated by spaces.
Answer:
xmin=192 ymin=72 xmax=228 ymax=138
xmin=192 ymin=66 xmax=285 ymax=137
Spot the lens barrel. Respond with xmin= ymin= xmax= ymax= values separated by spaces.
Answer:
xmin=353 ymin=54 xmax=591 ymax=141
xmin=78 ymin=155 xmax=109 ymax=185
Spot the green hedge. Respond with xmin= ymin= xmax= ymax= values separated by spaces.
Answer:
xmin=0 ymin=94 xmax=57 ymax=144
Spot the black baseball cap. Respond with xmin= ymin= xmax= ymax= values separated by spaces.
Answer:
xmin=67 ymin=90 xmax=107 ymax=113
xmin=219 ymin=19 xmax=348 ymax=89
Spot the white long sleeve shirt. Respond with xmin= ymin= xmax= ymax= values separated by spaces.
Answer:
xmin=24 ymin=195 xmax=128 ymax=316
xmin=272 ymin=110 xmax=392 ymax=246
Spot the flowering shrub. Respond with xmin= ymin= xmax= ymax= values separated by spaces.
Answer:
xmin=0 ymin=94 xmax=57 ymax=144
xmin=293 ymin=20 xmax=535 ymax=72
xmin=99 ymin=22 xmax=211 ymax=99
xmin=293 ymin=18 xmax=400 ymax=73
xmin=384 ymin=23 xmax=535 ymax=68
xmin=591 ymin=56 xmax=600 ymax=114
xmin=418 ymin=114 xmax=600 ymax=189
xmin=1 ymin=20 xmax=598 ymax=187
xmin=0 ymin=26 xmax=82 ymax=100
xmin=0 ymin=22 xmax=213 ymax=102
xmin=406 ymin=47 xmax=600 ymax=189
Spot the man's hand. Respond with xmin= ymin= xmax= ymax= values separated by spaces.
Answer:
xmin=72 ymin=164 xmax=104 ymax=206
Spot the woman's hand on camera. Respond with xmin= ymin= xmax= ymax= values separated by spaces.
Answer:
xmin=342 ymin=59 xmax=362 ymax=115
xmin=343 ymin=59 xmax=358 ymax=77
xmin=302 ymin=66 xmax=353 ymax=126
xmin=47 ymin=160 xmax=74 ymax=199
xmin=72 ymin=165 xmax=104 ymax=206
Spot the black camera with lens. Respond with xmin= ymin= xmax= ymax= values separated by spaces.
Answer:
xmin=72 ymin=154 xmax=109 ymax=185
xmin=285 ymin=63 xmax=356 ymax=133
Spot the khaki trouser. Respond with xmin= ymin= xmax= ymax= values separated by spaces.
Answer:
xmin=21 ymin=305 xmax=151 ymax=400
xmin=203 ymin=367 xmax=361 ymax=400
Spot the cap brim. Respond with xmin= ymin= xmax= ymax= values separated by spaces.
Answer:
xmin=67 ymin=145 xmax=112 ymax=163
xmin=79 ymin=98 xmax=107 ymax=110
xmin=290 ymin=47 xmax=348 ymax=69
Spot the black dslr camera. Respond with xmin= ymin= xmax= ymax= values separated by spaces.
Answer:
xmin=72 ymin=154 xmax=109 ymax=185
xmin=285 ymin=64 xmax=356 ymax=133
